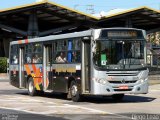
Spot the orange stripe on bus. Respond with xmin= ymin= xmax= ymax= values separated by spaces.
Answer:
xmin=24 ymin=64 xmax=41 ymax=90
xmin=18 ymin=40 xmax=22 ymax=44
xmin=33 ymin=76 xmax=39 ymax=88
xmin=38 ymin=72 xmax=43 ymax=84
xmin=32 ymin=64 xmax=37 ymax=74
xmin=35 ymin=68 xmax=42 ymax=84
xmin=31 ymin=65 xmax=39 ymax=86
xmin=25 ymin=39 xmax=29 ymax=44
xmin=24 ymin=64 xmax=31 ymax=75
xmin=35 ymin=68 xmax=40 ymax=78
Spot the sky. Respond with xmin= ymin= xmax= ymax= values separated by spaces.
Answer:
xmin=0 ymin=0 xmax=159 ymax=14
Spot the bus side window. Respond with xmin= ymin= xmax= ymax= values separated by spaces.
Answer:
xmin=11 ymin=55 xmax=18 ymax=64
xmin=72 ymin=51 xmax=81 ymax=62
xmin=33 ymin=44 xmax=42 ymax=53
xmin=27 ymin=56 xmax=31 ymax=63
xmin=24 ymin=43 xmax=43 ymax=64
xmin=55 ymin=52 xmax=67 ymax=63
xmin=32 ymin=43 xmax=43 ymax=64
xmin=10 ymin=45 xmax=19 ymax=64
xmin=67 ymin=51 xmax=72 ymax=62
xmin=54 ymin=40 xmax=67 ymax=63
xmin=75 ymin=39 xmax=80 ymax=50
xmin=24 ymin=44 xmax=32 ymax=64
xmin=67 ymin=40 xmax=72 ymax=62
xmin=32 ymin=54 xmax=42 ymax=63
xmin=53 ymin=39 xmax=81 ymax=63
xmin=67 ymin=51 xmax=81 ymax=63
xmin=67 ymin=39 xmax=81 ymax=63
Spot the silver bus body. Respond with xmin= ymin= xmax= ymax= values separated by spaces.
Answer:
xmin=9 ymin=28 xmax=149 ymax=101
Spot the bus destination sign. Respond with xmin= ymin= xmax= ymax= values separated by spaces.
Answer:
xmin=107 ymin=31 xmax=137 ymax=38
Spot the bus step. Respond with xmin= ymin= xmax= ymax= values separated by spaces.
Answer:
xmin=44 ymin=90 xmax=53 ymax=93
xmin=84 ymin=90 xmax=90 ymax=93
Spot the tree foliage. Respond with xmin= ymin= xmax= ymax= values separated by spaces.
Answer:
xmin=0 ymin=57 xmax=7 ymax=73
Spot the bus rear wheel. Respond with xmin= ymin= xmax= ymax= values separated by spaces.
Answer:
xmin=28 ymin=77 xmax=37 ymax=96
xmin=112 ymin=94 xmax=124 ymax=101
xmin=70 ymin=81 xmax=81 ymax=102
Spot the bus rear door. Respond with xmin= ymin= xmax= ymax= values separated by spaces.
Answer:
xmin=19 ymin=47 xmax=25 ymax=88
xmin=43 ymin=44 xmax=52 ymax=90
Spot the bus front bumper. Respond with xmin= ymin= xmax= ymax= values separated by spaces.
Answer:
xmin=90 ymin=81 xmax=149 ymax=95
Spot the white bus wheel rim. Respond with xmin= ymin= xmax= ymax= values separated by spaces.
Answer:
xmin=71 ymin=85 xmax=77 ymax=97
xmin=29 ymin=81 xmax=33 ymax=93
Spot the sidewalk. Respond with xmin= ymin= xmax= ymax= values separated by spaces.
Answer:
xmin=149 ymin=84 xmax=160 ymax=90
xmin=0 ymin=73 xmax=9 ymax=80
xmin=148 ymin=75 xmax=160 ymax=85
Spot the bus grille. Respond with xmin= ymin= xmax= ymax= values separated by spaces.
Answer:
xmin=108 ymin=80 xmax=137 ymax=84
xmin=107 ymin=73 xmax=137 ymax=76
xmin=107 ymin=71 xmax=139 ymax=76
xmin=114 ymin=89 xmax=132 ymax=92
xmin=113 ymin=86 xmax=133 ymax=92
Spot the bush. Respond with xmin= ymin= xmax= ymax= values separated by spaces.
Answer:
xmin=0 ymin=57 xmax=7 ymax=73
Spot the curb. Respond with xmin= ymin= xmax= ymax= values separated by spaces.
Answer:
xmin=0 ymin=73 xmax=9 ymax=80
xmin=0 ymin=77 xmax=9 ymax=80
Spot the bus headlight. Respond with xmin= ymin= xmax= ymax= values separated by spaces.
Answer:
xmin=97 ymin=78 xmax=107 ymax=85
xmin=140 ymin=79 xmax=145 ymax=83
xmin=140 ymin=78 xmax=147 ymax=83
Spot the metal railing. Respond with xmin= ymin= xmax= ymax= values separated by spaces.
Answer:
xmin=147 ymin=54 xmax=160 ymax=75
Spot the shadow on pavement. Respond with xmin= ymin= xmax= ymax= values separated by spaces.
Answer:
xmin=0 ymin=108 xmax=67 ymax=120
xmin=16 ymin=91 xmax=156 ymax=104
xmin=17 ymin=92 xmax=68 ymax=100
xmin=79 ymin=95 xmax=156 ymax=104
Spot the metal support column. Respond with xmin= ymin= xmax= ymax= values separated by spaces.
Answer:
xmin=3 ymin=38 xmax=12 ymax=57
xmin=125 ymin=17 xmax=132 ymax=28
xmin=28 ymin=10 xmax=39 ymax=38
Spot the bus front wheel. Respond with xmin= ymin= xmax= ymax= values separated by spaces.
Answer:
xmin=28 ymin=77 xmax=37 ymax=96
xmin=70 ymin=81 xmax=81 ymax=102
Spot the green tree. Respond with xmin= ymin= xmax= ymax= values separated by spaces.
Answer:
xmin=0 ymin=57 xmax=7 ymax=73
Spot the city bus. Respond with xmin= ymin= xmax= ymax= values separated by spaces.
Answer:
xmin=9 ymin=28 xmax=149 ymax=102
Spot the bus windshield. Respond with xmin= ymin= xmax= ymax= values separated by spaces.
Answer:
xmin=93 ymin=40 xmax=146 ymax=70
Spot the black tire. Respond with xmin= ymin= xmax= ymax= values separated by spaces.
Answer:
xmin=112 ymin=94 xmax=124 ymax=101
xmin=27 ymin=77 xmax=37 ymax=96
xmin=70 ymin=81 xmax=81 ymax=102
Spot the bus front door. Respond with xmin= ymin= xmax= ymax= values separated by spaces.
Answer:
xmin=19 ymin=47 xmax=25 ymax=88
xmin=82 ymin=40 xmax=91 ymax=93
xmin=43 ymin=45 xmax=52 ymax=90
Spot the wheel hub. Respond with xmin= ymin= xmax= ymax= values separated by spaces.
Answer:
xmin=29 ymin=81 xmax=33 ymax=93
xmin=71 ymin=85 xmax=77 ymax=97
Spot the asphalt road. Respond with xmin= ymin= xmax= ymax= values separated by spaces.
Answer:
xmin=0 ymin=80 xmax=160 ymax=120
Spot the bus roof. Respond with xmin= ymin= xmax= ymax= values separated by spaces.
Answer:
xmin=10 ymin=28 xmax=144 ymax=45
xmin=10 ymin=29 xmax=92 ymax=45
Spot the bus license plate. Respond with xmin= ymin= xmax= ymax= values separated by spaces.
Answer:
xmin=119 ymin=85 xmax=128 ymax=89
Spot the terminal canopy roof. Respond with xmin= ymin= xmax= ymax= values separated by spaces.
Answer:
xmin=98 ymin=7 xmax=160 ymax=31
xmin=0 ymin=1 xmax=98 ymax=37
xmin=0 ymin=1 xmax=159 ymax=37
